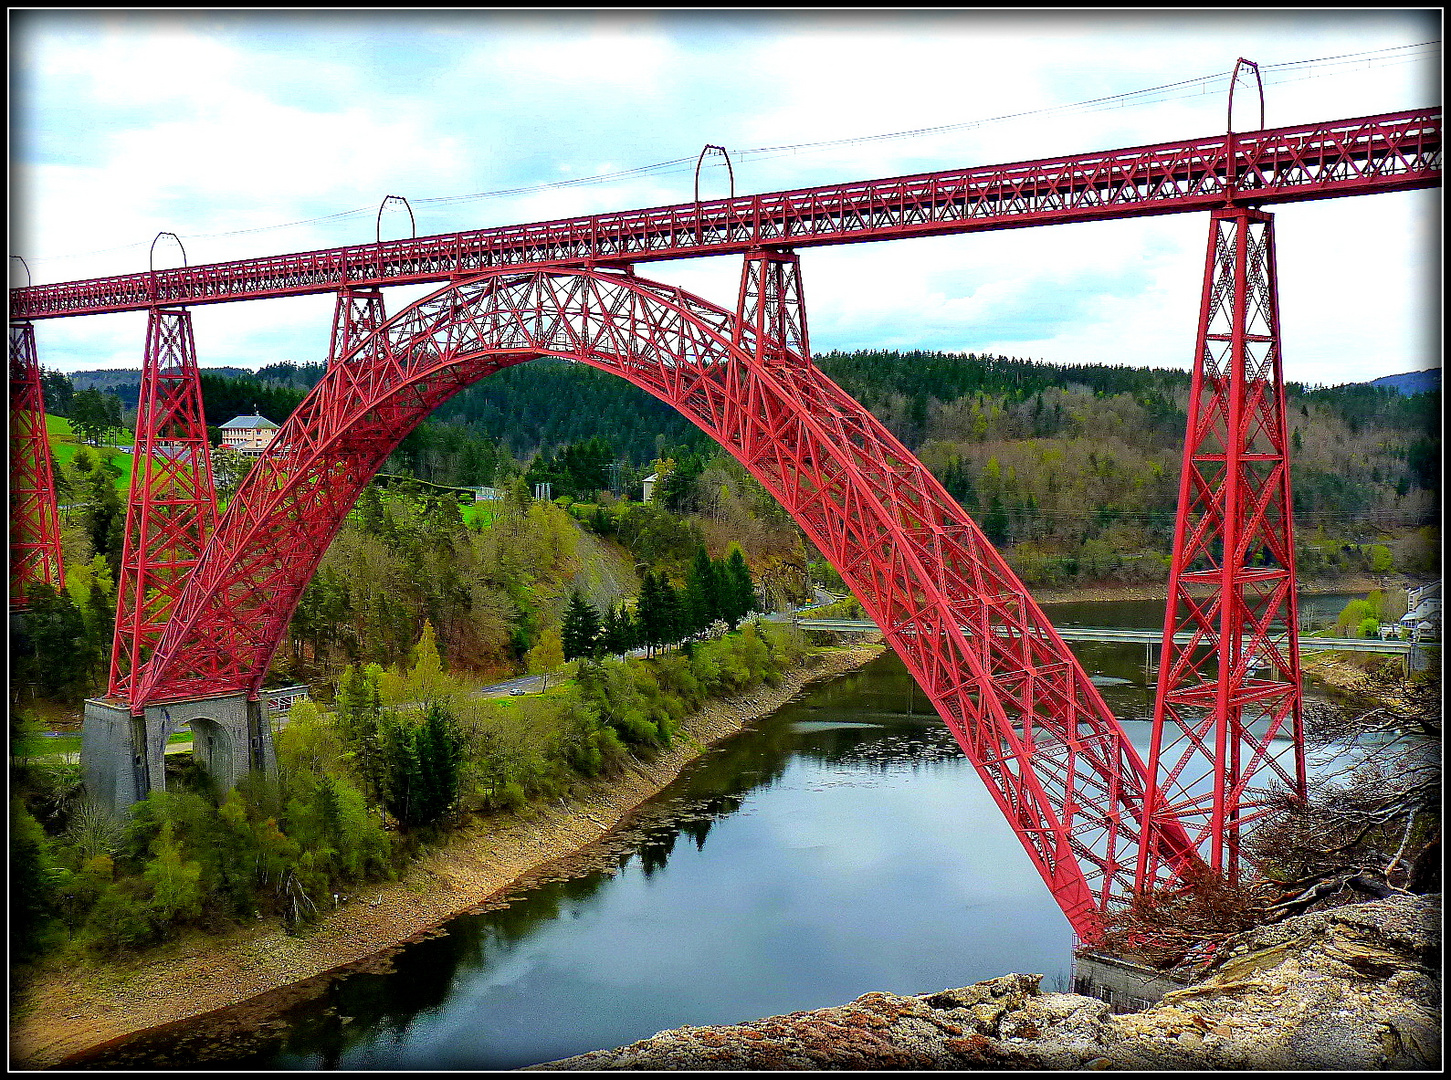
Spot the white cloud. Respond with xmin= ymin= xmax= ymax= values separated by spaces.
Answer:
xmin=12 ymin=11 xmax=1439 ymax=381
xmin=23 ymin=15 xmax=247 ymax=112
xmin=476 ymin=22 xmax=680 ymax=94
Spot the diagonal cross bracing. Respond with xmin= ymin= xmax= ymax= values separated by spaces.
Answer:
xmin=8 ymin=321 xmax=65 ymax=605
xmin=1137 ymin=208 xmax=1305 ymax=893
xmin=108 ymin=308 xmax=218 ymax=698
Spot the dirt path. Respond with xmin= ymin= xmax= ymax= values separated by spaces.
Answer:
xmin=8 ymin=645 xmax=884 ymax=1070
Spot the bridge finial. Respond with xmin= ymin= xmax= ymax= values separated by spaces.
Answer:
xmin=376 ymin=195 xmax=416 ymax=244
xmin=694 ymin=145 xmax=735 ymax=203
xmin=1227 ymin=57 xmax=1264 ymax=134
xmin=149 ymin=232 xmax=188 ymax=274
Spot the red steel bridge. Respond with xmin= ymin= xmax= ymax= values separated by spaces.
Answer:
xmin=9 ymin=103 xmax=1440 ymax=944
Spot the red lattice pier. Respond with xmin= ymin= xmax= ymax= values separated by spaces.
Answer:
xmin=8 ymin=321 xmax=65 ymax=606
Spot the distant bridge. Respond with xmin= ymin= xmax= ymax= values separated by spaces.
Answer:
xmin=793 ymin=618 xmax=1422 ymax=656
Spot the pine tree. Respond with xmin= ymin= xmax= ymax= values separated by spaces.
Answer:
xmin=10 ymin=799 xmax=56 ymax=959
xmin=683 ymin=545 xmax=717 ymax=637
xmin=561 ymin=591 xmax=602 ymax=660
xmin=706 ymin=554 xmax=728 ymax=625
xmin=601 ymin=603 xmax=633 ymax=658
xmin=637 ymin=572 xmax=682 ymax=653
xmin=409 ymin=620 xmax=449 ymax=704
xmin=79 ymin=463 xmax=123 ymax=568
xmin=983 ymin=495 xmax=1010 ymax=545
xmin=413 ymin=705 xmax=463 ymax=827
xmin=722 ymin=546 xmax=756 ymax=629
xmin=16 ymin=584 xmax=99 ymax=702
xmin=380 ymin=711 xmax=423 ymax=827
xmin=335 ymin=664 xmax=385 ymax=817
xmin=656 ymin=575 xmax=682 ymax=648
xmin=635 ymin=573 xmax=663 ymax=655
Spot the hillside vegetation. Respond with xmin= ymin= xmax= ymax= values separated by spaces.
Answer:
xmin=11 ymin=346 xmax=1437 ymax=973
xmin=22 ymin=347 xmax=1435 ymax=712
xmin=815 ymin=350 xmax=1438 ymax=586
xmin=55 ymin=348 xmax=1438 ymax=590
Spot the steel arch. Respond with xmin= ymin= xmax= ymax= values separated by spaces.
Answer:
xmin=136 ymin=267 xmax=1192 ymax=940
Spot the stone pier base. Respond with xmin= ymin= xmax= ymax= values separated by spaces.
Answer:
xmin=81 ymin=692 xmax=279 ymax=813
xmin=1071 ymin=950 xmax=1191 ymax=1013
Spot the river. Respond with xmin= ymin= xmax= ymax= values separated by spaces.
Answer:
xmin=73 ymin=595 xmax=1362 ymax=1070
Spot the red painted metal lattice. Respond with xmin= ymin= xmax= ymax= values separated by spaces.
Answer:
xmin=8 ymin=320 xmax=65 ymax=605
xmin=133 ymin=265 xmax=1195 ymax=942
xmin=108 ymin=308 xmax=218 ymax=699
xmin=11 ymin=109 xmax=1438 ymax=321
xmin=1137 ymin=208 xmax=1305 ymax=892
xmin=735 ymin=247 xmax=810 ymax=360
xmin=328 ymin=285 xmax=387 ymax=368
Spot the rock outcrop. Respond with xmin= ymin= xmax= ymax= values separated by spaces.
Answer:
xmin=530 ymin=894 xmax=1440 ymax=1070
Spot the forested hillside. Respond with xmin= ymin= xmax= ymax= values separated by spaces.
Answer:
xmin=43 ymin=346 xmax=1439 ymax=599
xmin=815 ymin=350 xmax=1439 ymax=585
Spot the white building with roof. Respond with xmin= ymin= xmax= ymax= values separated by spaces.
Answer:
xmin=220 ymin=408 xmax=279 ymax=457
xmin=1399 ymin=581 xmax=1440 ymax=641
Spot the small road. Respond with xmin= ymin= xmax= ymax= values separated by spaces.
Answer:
xmin=476 ymin=673 xmax=551 ymax=697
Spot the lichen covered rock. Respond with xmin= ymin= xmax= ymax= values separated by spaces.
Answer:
xmin=530 ymin=894 xmax=1439 ymax=1071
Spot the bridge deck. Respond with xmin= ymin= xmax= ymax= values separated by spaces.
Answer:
xmin=11 ymin=108 xmax=1439 ymax=320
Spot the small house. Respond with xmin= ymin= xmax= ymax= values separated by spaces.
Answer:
xmin=220 ymin=408 xmax=280 ymax=457
xmin=1399 ymin=581 xmax=1441 ymax=640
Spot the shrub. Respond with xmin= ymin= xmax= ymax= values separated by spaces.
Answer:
xmin=11 ymin=798 xmax=60 ymax=960
xmin=1367 ymin=544 xmax=1394 ymax=573
xmin=143 ymin=822 xmax=204 ymax=932
xmin=81 ymin=878 xmax=158 ymax=954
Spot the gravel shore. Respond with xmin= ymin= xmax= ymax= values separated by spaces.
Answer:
xmin=8 ymin=645 xmax=884 ymax=1071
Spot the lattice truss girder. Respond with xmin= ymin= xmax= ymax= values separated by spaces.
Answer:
xmin=1138 ymin=208 xmax=1305 ymax=891
xmin=135 ymin=264 xmax=1195 ymax=943
xmin=8 ymin=321 xmax=65 ymax=604
xmin=109 ymin=308 xmax=220 ymax=698
xmin=13 ymin=111 xmax=1439 ymax=321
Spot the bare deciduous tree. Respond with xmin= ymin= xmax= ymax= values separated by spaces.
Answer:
xmin=1102 ymin=664 xmax=1440 ymax=970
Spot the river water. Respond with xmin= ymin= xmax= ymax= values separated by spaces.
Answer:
xmin=75 ymin=595 xmax=1360 ymax=1071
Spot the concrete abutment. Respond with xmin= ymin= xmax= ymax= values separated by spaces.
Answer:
xmin=1071 ymin=950 xmax=1191 ymax=1013
xmin=81 ymin=691 xmax=282 ymax=813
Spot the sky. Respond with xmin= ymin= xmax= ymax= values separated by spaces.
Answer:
xmin=9 ymin=10 xmax=1442 ymax=385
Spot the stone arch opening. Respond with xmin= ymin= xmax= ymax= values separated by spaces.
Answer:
xmin=184 ymin=715 xmax=233 ymax=787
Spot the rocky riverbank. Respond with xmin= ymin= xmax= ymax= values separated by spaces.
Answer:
xmin=532 ymin=893 xmax=1440 ymax=1071
xmin=8 ymin=644 xmax=885 ymax=1070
